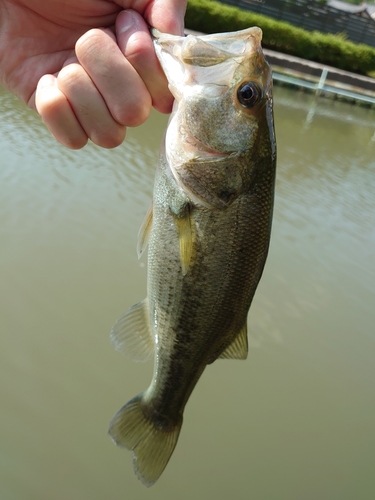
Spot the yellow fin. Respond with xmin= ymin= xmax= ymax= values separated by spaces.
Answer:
xmin=108 ymin=393 xmax=182 ymax=487
xmin=219 ymin=323 xmax=248 ymax=360
xmin=172 ymin=204 xmax=194 ymax=276
xmin=137 ymin=203 xmax=153 ymax=259
xmin=110 ymin=299 xmax=153 ymax=362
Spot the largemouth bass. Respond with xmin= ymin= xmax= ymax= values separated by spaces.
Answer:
xmin=109 ymin=26 xmax=276 ymax=486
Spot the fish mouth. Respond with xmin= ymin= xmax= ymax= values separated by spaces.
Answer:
xmin=183 ymin=134 xmax=234 ymax=159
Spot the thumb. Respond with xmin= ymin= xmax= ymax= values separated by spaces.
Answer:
xmin=145 ymin=0 xmax=187 ymax=35
xmin=114 ymin=0 xmax=187 ymax=36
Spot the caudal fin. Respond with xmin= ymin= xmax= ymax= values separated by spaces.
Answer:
xmin=108 ymin=394 xmax=182 ymax=487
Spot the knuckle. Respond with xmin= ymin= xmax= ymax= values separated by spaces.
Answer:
xmin=64 ymin=135 xmax=88 ymax=150
xmin=57 ymin=63 xmax=84 ymax=90
xmin=153 ymin=94 xmax=174 ymax=115
xmin=75 ymin=29 xmax=114 ymax=63
xmin=114 ymin=96 xmax=151 ymax=128
xmin=124 ymin=33 xmax=150 ymax=61
xmin=75 ymin=29 xmax=101 ymax=52
xmin=91 ymin=127 xmax=126 ymax=149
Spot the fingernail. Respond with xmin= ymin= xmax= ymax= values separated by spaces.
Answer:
xmin=117 ymin=10 xmax=138 ymax=35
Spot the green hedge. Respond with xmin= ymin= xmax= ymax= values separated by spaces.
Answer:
xmin=185 ymin=0 xmax=375 ymax=75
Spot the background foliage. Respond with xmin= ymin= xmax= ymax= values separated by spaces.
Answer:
xmin=185 ymin=0 xmax=375 ymax=75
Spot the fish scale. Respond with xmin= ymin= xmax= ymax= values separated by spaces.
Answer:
xmin=108 ymin=26 xmax=276 ymax=487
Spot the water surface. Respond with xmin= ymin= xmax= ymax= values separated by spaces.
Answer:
xmin=1 ymin=85 xmax=374 ymax=499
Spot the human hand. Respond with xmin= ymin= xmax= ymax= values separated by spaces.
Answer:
xmin=0 ymin=0 xmax=187 ymax=149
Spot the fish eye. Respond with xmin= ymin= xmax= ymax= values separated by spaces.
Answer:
xmin=237 ymin=82 xmax=261 ymax=108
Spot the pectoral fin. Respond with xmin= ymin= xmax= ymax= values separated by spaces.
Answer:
xmin=218 ymin=323 xmax=248 ymax=360
xmin=110 ymin=299 xmax=153 ymax=362
xmin=170 ymin=203 xmax=194 ymax=276
xmin=137 ymin=203 xmax=153 ymax=259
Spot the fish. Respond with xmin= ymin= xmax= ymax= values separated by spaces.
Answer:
xmin=108 ymin=26 xmax=276 ymax=487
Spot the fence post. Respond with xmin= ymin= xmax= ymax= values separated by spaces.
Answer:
xmin=316 ymin=67 xmax=328 ymax=95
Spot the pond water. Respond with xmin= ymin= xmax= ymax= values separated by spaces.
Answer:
xmin=0 ymin=83 xmax=374 ymax=500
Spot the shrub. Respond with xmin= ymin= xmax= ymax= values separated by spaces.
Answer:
xmin=185 ymin=0 xmax=375 ymax=75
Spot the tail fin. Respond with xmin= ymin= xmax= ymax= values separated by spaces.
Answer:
xmin=108 ymin=394 xmax=182 ymax=487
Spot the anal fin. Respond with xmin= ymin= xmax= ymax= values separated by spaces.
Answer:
xmin=110 ymin=299 xmax=153 ymax=362
xmin=219 ymin=323 xmax=248 ymax=360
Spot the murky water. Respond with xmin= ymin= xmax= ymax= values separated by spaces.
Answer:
xmin=1 ymin=83 xmax=374 ymax=500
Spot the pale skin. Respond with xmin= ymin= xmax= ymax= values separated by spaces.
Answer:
xmin=0 ymin=0 xmax=187 ymax=149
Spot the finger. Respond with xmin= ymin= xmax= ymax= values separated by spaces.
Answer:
xmin=56 ymin=62 xmax=126 ymax=149
xmin=75 ymin=28 xmax=151 ymax=127
xmin=114 ymin=0 xmax=187 ymax=36
xmin=145 ymin=0 xmax=188 ymax=35
xmin=116 ymin=10 xmax=173 ymax=114
xmin=35 ymin=74 xmax=88 ymax=150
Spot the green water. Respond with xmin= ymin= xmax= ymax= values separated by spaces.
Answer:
xmin=1 ymin=84 xmax=374 ymax=499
